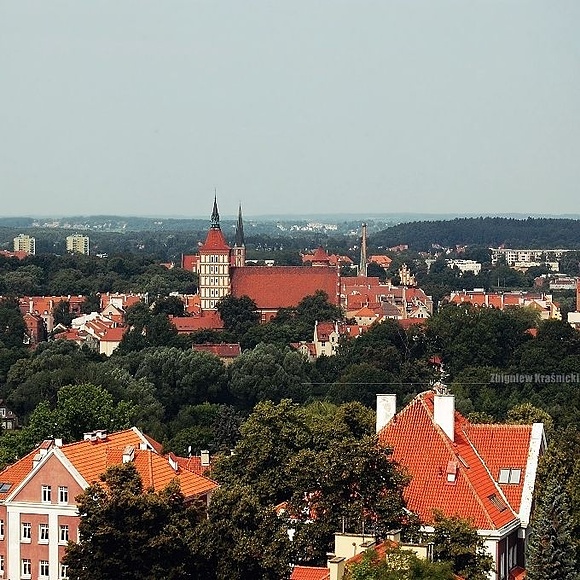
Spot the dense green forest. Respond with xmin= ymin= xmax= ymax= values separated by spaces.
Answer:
xmin=370 ymin=217 xmax=580 ymax=251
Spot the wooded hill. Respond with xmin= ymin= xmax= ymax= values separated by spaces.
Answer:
xmin=371 ymin=217 xmax=580 ymax=251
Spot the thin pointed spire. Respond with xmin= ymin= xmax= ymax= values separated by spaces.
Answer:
xmin=210 ymin=192 xmax=220 ymax=229
xmin=234 ymin=203 xmax=245 ymax=247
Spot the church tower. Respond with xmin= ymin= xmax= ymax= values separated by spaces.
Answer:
xmin=198 ymin=196 xmax=231 ymax=310
xmin=232 ymin=203 xmax=246 ymax=267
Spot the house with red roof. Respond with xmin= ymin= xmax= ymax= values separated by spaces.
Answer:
xmin=446 ymin=290 xmax=561 ymax=320
xmin=192 ymin=343 xmax=241 ymax=365
xmin=376 ymin=387 xmax=545 ymax=580
xmin=0 ymin=427 xmax=217 ymax=580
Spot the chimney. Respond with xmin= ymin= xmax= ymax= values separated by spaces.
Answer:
xmin=200 ymin=449 xmax=210 ymax=467
xmin=376 ymin=394 xmax=397 ymax=433
xmin=328 ymin=557 xmax=346 ymax=580
xmin=434 ymin=393 xmax=455 ymax=442
xmin=122 ymin=445 xmax=135 ymax=463
xmin=54 ymin=438 xmax=63 ymax=448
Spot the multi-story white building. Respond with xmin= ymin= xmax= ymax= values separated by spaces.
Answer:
xmin=490 ymin=248 xmax=573 ymax=269
xmin=65 ymin=235 xmax=89 ymax=255
xmin=446 ymin=259 xmax=482 ymax=275
xmin=13 ymin=234 xmax=36 ymax=255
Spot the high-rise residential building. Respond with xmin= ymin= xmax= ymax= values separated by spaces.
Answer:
xmin=13 ymin=234 xmax=36 ymax=255
xmin=66 ymin=234 xmax=90 ymax=255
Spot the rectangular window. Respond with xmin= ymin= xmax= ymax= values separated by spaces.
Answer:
xmin=0 ymin=554 xmax=4 ymax=574
xmin=59 ymin=564 xmax=69 ymax=579
xmin=39 ymin=523 xmax=49 ymax=543
xmin=498 ymin=468 xmax=522 ymax=484
xmin=41 ymin=484 xmax=52 ymax=503
xmin=59 ymin=524 xmax=69 ymax=543
xmin=21 ymin=558 xmax=31 ymax=578
xmin=39 ymin=560 xmax=49 ymax=578
xmin=21 ymin=522 xmax=31 ymax=542
xmin=0 ymin=518 xmax=4 ymax=539
xmin=58 ymin=486 xmax=69 ymax=504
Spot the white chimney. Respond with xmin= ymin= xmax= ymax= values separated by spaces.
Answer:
xmin=376 ymin=394 xmax=397 ymax=433
xmin=434 ymin=393 xmax=455 ymax=442
xmin=200 ymin=450 xmax=210 ymax=467
xmin=122 ymin=445 xmax=135 ymax=463
xmin=328 ymin=557 xmax=346 ymax=580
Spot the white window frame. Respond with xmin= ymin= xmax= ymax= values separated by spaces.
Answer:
xmin=0 ymin=554 xmax=4 ymax=574
xmin=58 ymin=485 xmax=69 ymax=504
xmin=21 ymin=558 xmax=31 ymax=578
xmin=59 ymin=524 xmax=69 ymax=544
xmin=0 ymin=518 xmax=4 ymax=539
xmin=59 ymin=563 xmax=69 ymax=579
xmin=41 ymin=484 xmax=52 ymax=503
xmin=39 ymin=522 xmax=49 ymax=543
xmin=39 ymin=559 xmax=49 ymax=578
xmin=21 ymin=522 xmax=31 ymax=543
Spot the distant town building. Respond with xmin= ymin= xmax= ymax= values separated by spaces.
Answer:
xmin=13 ymin=233 xmax=35 ymax=255
xmin=398 ymin=264 xmax=416 ymax=287
xmin=66 ymin=234 xmax=90 ymax=255
xmin=446 ymin=289 xmax=561 ymax=320
xmin=446 ymin=259 xmax=482 ymax=276
xmin=490 ymin=247 xmax=574 ymax=272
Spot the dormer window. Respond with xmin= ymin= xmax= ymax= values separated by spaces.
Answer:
xmin=446 ymin=461 xmax=458 ymax=484
xmin=498 ymin=468 xmax=521 ymax=484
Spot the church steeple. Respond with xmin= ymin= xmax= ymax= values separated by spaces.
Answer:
xmin=234 ymin=203 xmax=245 ymax=247
xmin=233 ymin=203 xmax=246 ymax=267
xmin=210 ymin=193 xmax=220 ymax=229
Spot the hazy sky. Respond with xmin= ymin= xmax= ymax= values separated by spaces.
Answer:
xmin=1 ymin=1 xmax=579 ymax=218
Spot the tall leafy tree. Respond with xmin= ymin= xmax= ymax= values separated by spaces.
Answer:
xmin=431 ymin=512 xmax=493 ymax=580
xmin=63 ymin=463 xmax=205 ymax=580
xmin=217 ymin=294 xmax=260 ymax=338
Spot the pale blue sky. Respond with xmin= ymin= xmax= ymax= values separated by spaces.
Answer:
xmin=1 ymin=1 xmax=579 ymax=218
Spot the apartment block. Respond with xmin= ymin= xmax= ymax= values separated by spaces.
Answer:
xmin=13 ymin=234 xmax=36 ymax=255
xmin=65 ymin=235 xmax=89 ymax=255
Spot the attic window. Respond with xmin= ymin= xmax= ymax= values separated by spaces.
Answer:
xmin=498 ymin=468 xmax=521 ymax=484
xmin=488 ymin=494 xmax=508 ymax=512
xmin=0 ymin=483 xmax=11 ymax=493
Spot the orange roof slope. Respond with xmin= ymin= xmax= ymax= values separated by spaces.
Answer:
xmin=378 ymin=392 xmax=523 ymax=530
xmin=290 ymin=566 xmax=329 ymax=580
xmin=200 ymin=228 xmax=230 ymax=252
xmin=59 ymin=429 xmax=217 ymax=497
xmin=231 ymin=267 xmax=339 ymax=309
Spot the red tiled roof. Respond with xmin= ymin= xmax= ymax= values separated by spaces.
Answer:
xmin=378 ymin=392 xmax=522 ymax=530
xmin=465 ymin=424 xmax=532 ymax=514
xmin=290 ymin=566 xmax=329 ymax=580
xmin=231 ymin=267 xmax=339 ymax=309
xmin=170 ymin=312 xmax=224 ymax=332
xmin=509 ymin=566 xmax=526 ymax=580
xmin=200 ymin=228 xmax=230 ymax=252
xmin=59 ymin=429 xmax=217 ymax=497
xmin=192 ymin=343 xmax=241 ymax=358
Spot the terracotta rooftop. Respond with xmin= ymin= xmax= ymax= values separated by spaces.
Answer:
xmin=378 ymin=391 xmax=533 ymax=530
xmin=231 ymin=267 xmax=340 ymax=309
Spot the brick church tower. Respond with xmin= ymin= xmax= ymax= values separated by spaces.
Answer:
xmin=198 ymin=197 xmax=232 ymax=310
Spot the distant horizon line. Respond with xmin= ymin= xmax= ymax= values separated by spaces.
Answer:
xmin=3 ymin=212 xmax=580 ymax=221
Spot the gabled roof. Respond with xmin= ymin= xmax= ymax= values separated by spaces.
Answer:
xmin=231 ymin=267 xmax=339 ymax=309
xmin=0 ymin=428 xmax=218 ymax=503
xmin=378 ymin=392 xmax=537 ymax=531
